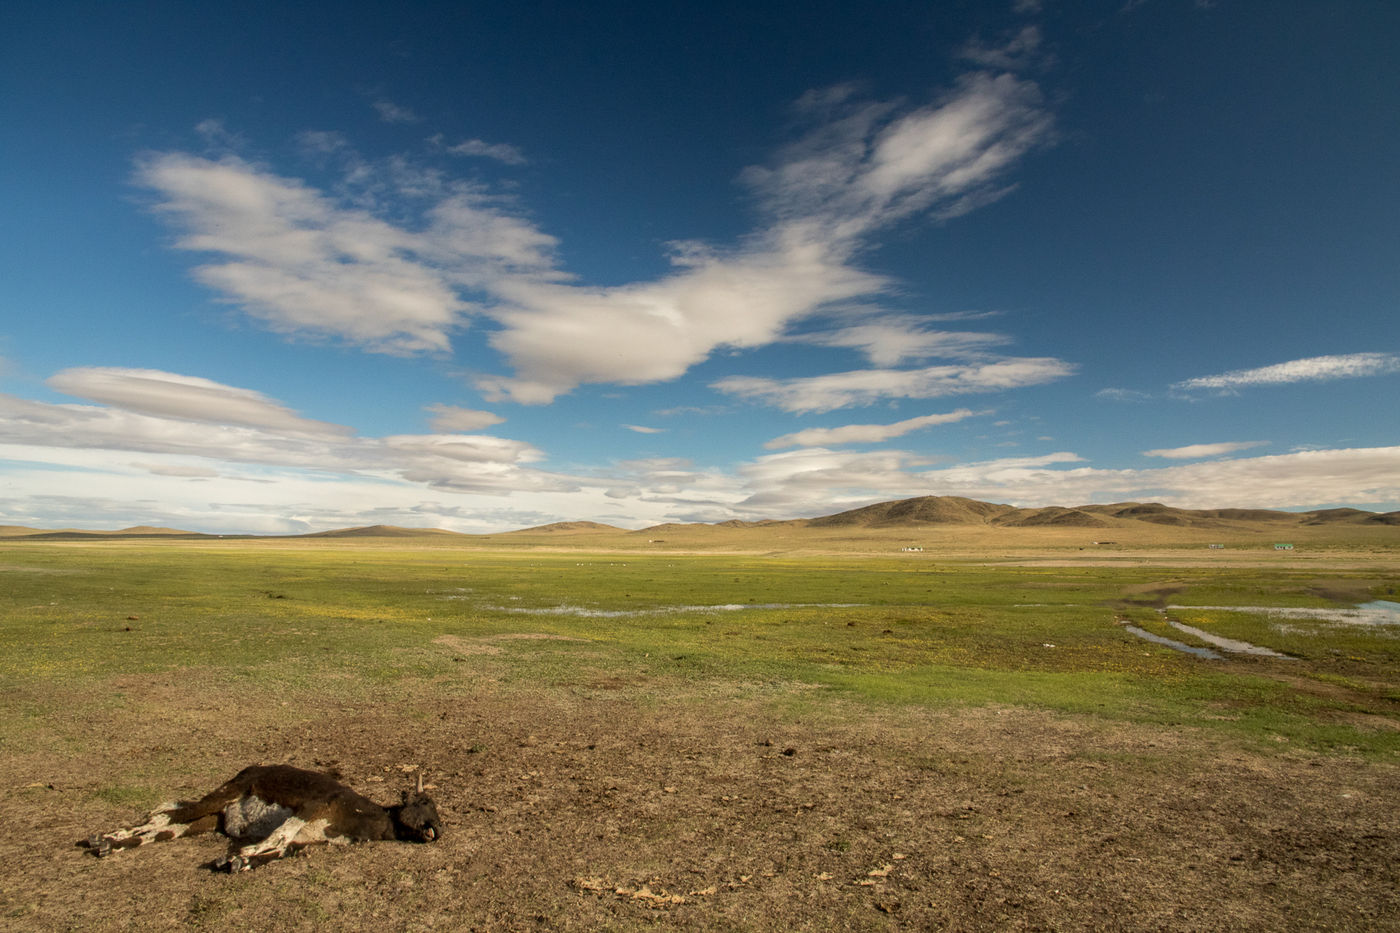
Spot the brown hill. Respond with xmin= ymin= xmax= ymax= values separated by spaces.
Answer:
xmin=808 ymin=496 xmax=1013 ymax=527
xmin=994 ymin=507 xmax=1108 ymax=528
xmin=1 ymin=524 xmax=206 ymax=538
xmin=4 ymin=496 xmax=1395 ymax=540
xmin=1107 ymin=503 xmax=1190 ymax=525
xmin=508 ymin=521 xmax=626 ymax=534
xmin=1301 ymin=508 xmax=1375 ymax=524
xmin=304 ymin=525 xmax=462 ymax=538
xmin=799 ymin=497 xmax=1392 ymax=532
xmin=1197 ymin=509 xmax=1294 ymax=522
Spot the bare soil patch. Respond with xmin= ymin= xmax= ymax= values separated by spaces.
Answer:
xmin=432 ymin=635 xmax=503 ymax=656
xmin=433 ymin=632 xmax=588 ymax=656
xmin=3 ymin=679 xmax=1397 ymax=931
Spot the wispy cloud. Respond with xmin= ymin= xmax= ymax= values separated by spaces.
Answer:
xmin=441 ymin=137 xmax=528 ymax=165
xmin=1096 ymin=387 xmax=1153 ymax=402
xmin=958 ymin=26 xmax=1046 ymax=71
xmin=369 ymin=94 xmax=420 ymax=124
xmin=764 ymin=408 xmax=990 ymax=449
xmin=1142 ymin=441 xmax=1268 ymax=459
xmin=1172 ymin=353 xmax=1400 ymax=392
xmin=792 ymin=314 xmax=1011 ymax=366
xmin=424 ymin=404 xmax=505 ymax=432
xmin=655 ymin=405 xmax=729 ymax=418
xmin=623 ymin=424 xmax=665 ymax=434
xmin=743 ymin=71 xmax=1052 ymax=232
xmin=714 ymin=358 xmax=1075 ymax=413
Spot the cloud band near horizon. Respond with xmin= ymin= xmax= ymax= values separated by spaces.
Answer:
xmin=2 ymin=366 xmax=1397 ymax=534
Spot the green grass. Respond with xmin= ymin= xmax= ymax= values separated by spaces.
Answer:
xmin=1 ymin=543 xmax=1397 ymax=757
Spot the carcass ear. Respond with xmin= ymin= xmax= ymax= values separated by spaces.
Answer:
xmin=416 ymin=771 xmax=424 ymax=794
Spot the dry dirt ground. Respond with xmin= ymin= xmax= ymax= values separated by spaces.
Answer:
xmin=2 ymin=671 xmax=1398 ymax=933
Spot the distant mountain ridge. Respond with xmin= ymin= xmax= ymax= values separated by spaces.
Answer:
xmin=502 ymin=521 xmax=627 ymax=534
xmin=803 ymin=496 xmax=1400 ymax=529
xmin=303 ymin=524 xmax=460 ymax=538
xmin=2 ymin=496 xmax=1397 ymax=539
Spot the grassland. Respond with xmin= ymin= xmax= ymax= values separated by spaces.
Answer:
xmin=1 ymin=531 xmax=1397 ymax=930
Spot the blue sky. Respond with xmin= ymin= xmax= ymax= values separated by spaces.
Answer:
xmin=2 ymin=0 xmax=1398 ymax=533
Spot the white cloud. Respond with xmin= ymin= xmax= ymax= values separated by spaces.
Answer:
xmin=443 ymin=138 xmax=528 ymax=165
xmin=0 ymin=394 xmax=350 ymax=467
xmin=793 ymin=314 xmax=1011 ymax=366
xmin=655 ymin=404 xmax=729 ymax=417
xmin=143 ymin=65 xmax=1053 ymax=403
xmin=905 ymin=447 xmax=1400 ymax=512
xmin=714 ymin=358 xmax=1076 ymax=413
xmin=623 ymin=424 xmax=665 ymax=434
xmin=924 ymin=309 xmax=1004 ymax=323
xmin=1172 ymin=353 xmax=1400 ymax=392
xmin=744 ymin=72 xmax=1052 ymax=234
xmin=1 ymin=369 xmax=571 ymax=501
xmin=48 ymin=367 xmax=349 ymax=436
xmin=730 ymin=447 xmax=931 ymax=513
xmin=732 ymin=446 xmax=990 ymax=514
xmin=1142 ymin=441 xmax=1268 ymax=459
xmin=729 ymin=445 xmax=1400 ymax=518
xmin=194 ymin=119 xmax=245 ymax=148
xmin=381 ymin=433 xmax=542 ymax=465
xmin=133 ymin=463 xmax=221 ymax=478
xmin=135 ymin=152 xmax=557 ymax=355
xmin=474 ymin=70 xmax=1054 ymax=404
xmin=765 ymin=408 xmax=990 ymax=449
xmin=4 ymin=370 xmax=1400 ymax=529
xmin=425 ymin=404 xmax=505 ymax=432
xmin=1096 ymin=387 xmax=1154 ymax=402
xmin=476 ymin=239 xmax=883 ymax=403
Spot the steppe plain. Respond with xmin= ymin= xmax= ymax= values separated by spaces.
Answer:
xmin=1 ymin=497 xmax=1397 ymax=931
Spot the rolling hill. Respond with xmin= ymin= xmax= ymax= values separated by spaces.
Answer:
xmin=1 ymin=496 xmax=1397 ymax=541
